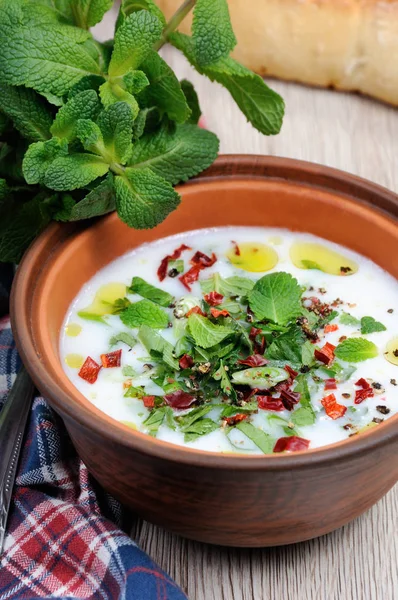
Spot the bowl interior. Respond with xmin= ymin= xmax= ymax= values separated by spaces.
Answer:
xmin=14 ymin=169 xmax=398 ymax=459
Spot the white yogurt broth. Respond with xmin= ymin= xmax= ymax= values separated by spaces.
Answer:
xmin=60 ymin=227 xmax=398 ymax=454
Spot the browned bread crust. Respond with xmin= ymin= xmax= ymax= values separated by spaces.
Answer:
xmin=158 ymin=0 xmax=398 ymax=105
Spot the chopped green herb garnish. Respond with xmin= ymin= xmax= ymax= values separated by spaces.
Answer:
xmin=235 ymin=422 xmax=275 ymax=454
xmin=360 ymin=316 xmax=386 ymax=334
xmin=188 ymin=313 xmax=234 ymax=348
xmin=248 ymin=272 xmax=302 ymax=325
xmin=335 ymin=338 xmax=378 ymax=363
xmin=122 ymin=365 xmax=137 ymax=377
xmin=129 ymin=276 xmax=174 ymax=307
xmin=120 ymin=300 xmax=169 ymax=329
xmin=231 ymin=366 xmax=288 ymax=388
xmin=110 ymin=332 xmax=137 ymax=348
xmin=340 ymin=312 xmax=360 ymax=327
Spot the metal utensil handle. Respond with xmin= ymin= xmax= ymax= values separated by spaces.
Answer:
xmin=0 ymin=366 xmax=34 ymax=554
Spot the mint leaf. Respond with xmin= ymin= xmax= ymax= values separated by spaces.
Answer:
xmin=249 ymin=272 xmax=302 ymax=325
xmin=98 ymin=102 xmax=134 ymax=164
xmin=129 ymin=276 xmax=173 ymax=307
xmin=120 ymin=299 xmax=169 ymax=329
xmin=118 ymin=0 xmax=166 ymax=27
xmin=68 ymin=173 xmax=115 ymax=220
xmin=23 ymin=138 xmax=68 ymax=185
xmin=335 ymin=338 xmax=378 ymax=363
xmin=170 ymin=33 xmax=284 ymax=135
xmin=188 ymin=313 xmax=233 ymax=349
xmin=221 ymin=401 xmax=258 ymax=418
xmin=143 ymin=406 xmax=168 ymax=436
xmin=138 ymin=324 xmax=178 ymax=369
xmin=68 ymin=74 xmax=105 ymax=99
xmin=0 ymin=83 xmax=52 ymax=142
xmin=70 ymin=0 xmax=114 ymax=29
xmin=44 ymin=154 xmax=109 ymax=191
xmin=139 ymin=52 xmax=191 ymax=124
xmin=99 ymin=82 xmax=139 ymax=116
xmin=184 ymin=419 xmax=219 ymax=443
xmin=115 ymin=167 xmax=180 ymax=229
xmin=360 ymin=316 xmax=386 ymax=334
xmin=123 ymin=70 xmax=150 ymax=94
xmin=75 ymin=119 xmax=104 ymax=153
xmin=180 ymin=80 xmax=201 ymax=125
xmin=266 ymin=326 xmax=306 ymax=365
xmin=122 ymin=365 xmax=136 ymax=377
xmin=128 ymin=123 xmax=219 ymax=185
xmin=192 ymin=0 xmax=236 ymax=66
xmin=177 ymin=405 xmax=215 ymax=430
xmin=200 ymin=274 xmax=254 ymax=296
xmin=109 ymin=331 xmax=137 ymax=348
xmin=0 ymin=2 xmax=101 ymax=96
xmin=50 ymin=91 xmax=100 ymax=141
xmin=108 ymin=10 xmax=163 ymax=77
xmin=235 ymin=422 xmax=275 ymax=454
xmin=340 ymin=312 xmax=360 ymax=327
xmin=231 ymin=366 xmax=288 ymax=388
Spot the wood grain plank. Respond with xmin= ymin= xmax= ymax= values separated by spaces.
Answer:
xmin=94 ymin=9 xmax=398 ymax=599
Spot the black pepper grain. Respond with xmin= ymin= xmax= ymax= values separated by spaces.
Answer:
xmin=388 ymin=308 xmax=394 ymax=314
xmin=391 ymin=379 xmax=397 ymax=386
xmin=168 ymin=268 xmax=179 ymax=278
xmin=342 ymin=392 xmax=351 ymax=399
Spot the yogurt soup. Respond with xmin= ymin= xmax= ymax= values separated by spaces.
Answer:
xmin=61 ymin=227 xmax=398 ymax=454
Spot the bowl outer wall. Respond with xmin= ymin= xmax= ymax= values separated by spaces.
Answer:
xmin=10 ymin=155 xmax=398 ymax=546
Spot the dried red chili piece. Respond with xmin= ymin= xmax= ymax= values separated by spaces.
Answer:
xmin=224 ymin=414 xmax=248 ymax=426
xmin=249 ymin=327 xmax=262 ymax=340
xmin=231 ymin=240 xmax=240 ymax=256
xmin=210 ymin=308 xmax=230 ymax=318
xmin=324 ymin=324 xmax=339 ymax=333
xmin=100 ymin=349 xmax=122 ymax=368
xmin=78 ymin=356 xmax=101 ymax=384
xmin=238 ymin=354 xmax=268 ymax=367
xmin=314 ymin=342 xmax=336 ymax=365
xmin=284 ymin=365 xmax=298 ymax=379
xmin=356 ymin=378 xmax=370 ymax=389
xmin=273 ymin=436 xmax=310 ymax=453
xmin=354 ymin=388 xmax=374 ymax=404
xmin=190 ymin=251 xmax=217 ymax=268
xmin=186 ymin=305 xmax=206 ymax=317
xmin=164 ymin=390 xmax=197 ymax=409
xmin=324 ymin=378 xmax=337 ymax=390
xmin=157 ymin=244 xmax=191 ymax=281
xmin=179 ymin=265 xmax=201 ymax=291
xmin=257 ymin=396 xmax=285 ymax=411
xmin=280 ymin=389 xmax=301 ymax=411
xmin=143 ymin=395 xmax=155 ymax=408
xmin=179 ymin=354 xmax=194 ymax=369
xmin=204 ymin=291 xmax=224 ymax=306
xmin=321 ymin=393 xmax=347 ymax=419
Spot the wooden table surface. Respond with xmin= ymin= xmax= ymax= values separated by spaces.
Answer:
xmin=95 ymin=9 xmax=398 ymax=600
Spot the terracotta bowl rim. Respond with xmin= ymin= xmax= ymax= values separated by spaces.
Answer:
xmin=11 ymin=154 xmax=398 ymax=471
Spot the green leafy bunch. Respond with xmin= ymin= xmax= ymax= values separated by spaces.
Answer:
xmin=0 ymin=0 xmax=284 ymax=262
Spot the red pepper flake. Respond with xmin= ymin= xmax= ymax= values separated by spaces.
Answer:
xmin=190 ymin=251 xmax=217 ymax=268
xmin=314 ymin=342 xmax=336 ymax=366
xmin=186 ymin=305 xmax=206 ymax=317
xmin=324 ymin=378 xmax=337 ymax=390
xmin=164 ymin=390 xmax=197 ymax=409
xmin=78 ymin=356 xmax=101 ymax=384
xmin=100 ymin=349 xmax=122 ymax=368
xmin=284 ymin=365 xmax=298 ymax=379
xmin=249 ymin=327 xmax=262 ymax=341
xmin=238 ymin=354 xmax=268 ymax=367
xmin=321 ymin=393 xmax=347 ymax=419
xmin=143 ymin=395 xmax=156 ymax=408
xmin=280 ymin=389 xmax=301 ymax=411
xmin=179 ymin=265 xmax=201 ymax=291
xmin=204 ymin=291 xmax=224 ymax=306
xmin=157 ymin=244 xmax=191 ymax=281
xmin=273 ymin=436 xmax=310 ymax=453
xmin=224 ymin=413 xmax=248 ymax=426
xmin=257 ymin=396 xmax=285 ymax=411
xmin=324 ymin=324 xmax=339 ymax=333
xmin=354 ymin=378 xmax=374 ymax=404
xmin=179 ymin=354 xmax=194 ymax=369
xmin=356 ymin=378 xmax=370 ymax=389
xmin=210 ymin=307 xmax=230 ymax=318
xmin=231 ymin=240 xmax=240 ymax=256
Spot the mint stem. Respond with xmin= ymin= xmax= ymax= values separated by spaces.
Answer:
xmin=154 ymin=0 xmax=196 ymax=51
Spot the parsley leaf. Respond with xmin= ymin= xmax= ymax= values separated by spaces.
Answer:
xmin=213 ymin=360 xmax=235 ymax=398
xmin=340 ymin=312 xmax=360 ymax=327
xmin=360 ymin=316 xmax=386 ymax=334
xmin=188 ymin=313 xmax=234 ymax=349
xmin=192 ymin=0 xmax=237 ymax=66
xmin=115 ymin=167 xmax=180 ymax=229
xmin=235 ymin=422 xmax=275 ymax=454
xmin=249 ymin=272 xmax=302 ymax=325
xmin=129 ymin=276 xmax=173 ymax=307
xmin=335 ymin=338 xmax=378 ymax=363
xmin=120 ymin=299 xmax=169 ymax=329
xmin=128 ymin=123 xmax=219 ymax=185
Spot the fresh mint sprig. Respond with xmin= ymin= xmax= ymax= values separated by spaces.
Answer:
xmin=0 ymin=0 xmax=284 ymax=262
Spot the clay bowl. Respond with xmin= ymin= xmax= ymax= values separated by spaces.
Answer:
xmin=11 ymin=155 xmax=398 ymax=547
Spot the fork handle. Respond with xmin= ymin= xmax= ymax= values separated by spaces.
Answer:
xmin=0 ymin=366 xmax=34 ymax=554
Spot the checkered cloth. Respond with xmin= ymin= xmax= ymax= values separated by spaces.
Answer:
xmin=0 ymin=316 xmax=187 ymax=600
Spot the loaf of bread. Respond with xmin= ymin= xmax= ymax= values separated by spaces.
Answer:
xmin=157 ymin=0 xmax=398 ymax=106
